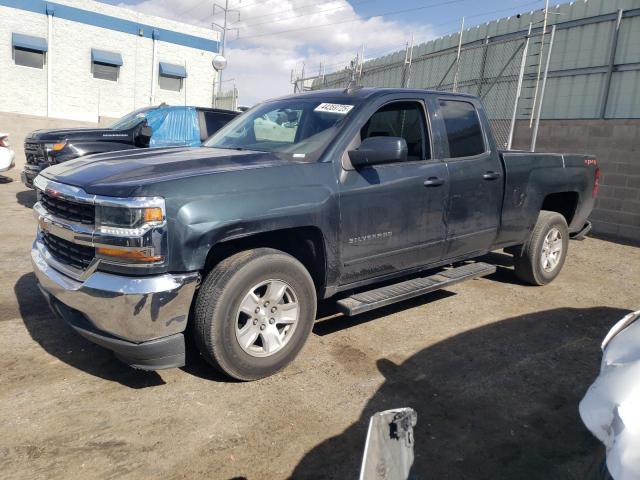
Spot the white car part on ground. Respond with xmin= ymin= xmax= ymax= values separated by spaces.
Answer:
xmin=0 ymin=133 xmax=16 ymax=172
xmin=580 ymin=310 xmax=640 ymax=480
xmin=360 ymin=408 xmax=417 ymax=480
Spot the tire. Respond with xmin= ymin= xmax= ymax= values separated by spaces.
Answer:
xmin=513 ymin=210 xmax=569 ymax=286
xmin=194 ymin=248 xmax=317 ymax=381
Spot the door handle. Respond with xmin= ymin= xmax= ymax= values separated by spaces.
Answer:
xmin=424 ymin=177 xmax=445 ymax=187
xmin=483 ymin=171 xmax=501 ymax=181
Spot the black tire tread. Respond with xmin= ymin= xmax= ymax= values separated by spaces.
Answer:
xmin=194 ymin=250 xmax=257 ymax=380
xmin=514 ymin=210 xmax=568 ymax=286
xmin=194 ymin=248 xmax=315 ymax=381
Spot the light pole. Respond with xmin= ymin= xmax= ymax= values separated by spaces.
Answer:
xmin=212 ymin=0 xmax=239 ymax=101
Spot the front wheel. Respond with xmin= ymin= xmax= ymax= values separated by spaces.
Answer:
xmin=513 ymin=210 xmax=569 ymax=286
xmin=194 ymin=248 xmax=317 ymax=381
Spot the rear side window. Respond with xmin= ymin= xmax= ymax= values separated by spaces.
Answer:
xmin=203 ymin=112 xmax=234 ymax=137
xmin=439 ymin=100 xmax=485 ymax=158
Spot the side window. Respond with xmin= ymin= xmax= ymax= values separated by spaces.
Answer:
xmin=439 ymin=100 xmax=485 ymax=158
xmin=361 ymin=102 xmax=430 ymax=161
xmin=203 ymin=112 xmax=233 ymax=137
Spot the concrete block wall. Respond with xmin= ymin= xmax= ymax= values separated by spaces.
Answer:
xmin=0 ymin=0 xmax=219 ymax=122
xmin=513 ymin=119 xmax=640 ymax=242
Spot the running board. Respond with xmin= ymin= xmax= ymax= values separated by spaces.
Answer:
xmin=336 ymin=262 xmax=496 ymax=316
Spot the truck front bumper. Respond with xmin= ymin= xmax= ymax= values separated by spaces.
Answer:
xmin=21 ymin=164 xmax=44 ymax=188
xmin=31 ymin=239 xmax=200 ymax=370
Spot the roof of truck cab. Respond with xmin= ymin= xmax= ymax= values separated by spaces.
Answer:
xmin=196 ymin=107 xmax=239 ymax=115
xmin=273 ymin=87 xmax=478 ymax=102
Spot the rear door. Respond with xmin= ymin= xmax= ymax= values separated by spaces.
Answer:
xmin=338 ymin=97 xmax=449 ymax=286
xmin=436 ymin=97 xmax=503 ymax=259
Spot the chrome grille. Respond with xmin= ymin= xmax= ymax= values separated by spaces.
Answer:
xmin=40 ymin=192 xmax=95 ymax=225
xmin=25 ymin=141 xmax=46 ymax=165
xmin=42 ymin=231 xmax=95 ymax=270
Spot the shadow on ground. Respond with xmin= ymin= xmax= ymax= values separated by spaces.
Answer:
xmin=16 ymin=188 xmax=37 ymax=208
xmin=293 ymin=306 xmax=630 ymax=480
xmin=15 ymin=272 xmax=165 ymax=388
xmin=0 ymin=175 xmax=13 ymax=184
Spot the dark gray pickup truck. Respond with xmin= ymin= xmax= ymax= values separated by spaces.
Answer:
xmin=31 ymin=88 xmax=598 ymax=380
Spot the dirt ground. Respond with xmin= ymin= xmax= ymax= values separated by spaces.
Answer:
xmin=0 ymin=166 xmax=639 ymax=480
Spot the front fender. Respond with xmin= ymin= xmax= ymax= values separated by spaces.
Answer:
xmin=163 ymin=163 xmax=340 ymax=276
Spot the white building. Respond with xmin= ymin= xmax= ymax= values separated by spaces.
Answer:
xmin=0 ymin=0 xmax=221 ymax=122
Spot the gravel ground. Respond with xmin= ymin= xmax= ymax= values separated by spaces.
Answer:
xmin=0 ymin=166 xmax=639 ymax=480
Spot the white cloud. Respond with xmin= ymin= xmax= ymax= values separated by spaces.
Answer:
xmin=116 ymin=0 xmax=436 ymax=105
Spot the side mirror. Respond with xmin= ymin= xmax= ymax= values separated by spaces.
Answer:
xmin=348 ymin=137 xmax=408 ymax=168
xmin=137 ymin=126 xmax=152 ymax=147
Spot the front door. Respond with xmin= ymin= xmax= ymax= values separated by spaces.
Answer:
xmin=338 ymin=99 xmax=449 ymax=286
xmin=437 ymin=98 xmax=503 ymax=259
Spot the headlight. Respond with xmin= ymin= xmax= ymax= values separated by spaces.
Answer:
xmin=94 ymin=198 xmax=167 ymax=265
xmin=99 ymin=205 xmax=164 ymax=232
xmin=44 ymin=142 xmax=66 ymax=154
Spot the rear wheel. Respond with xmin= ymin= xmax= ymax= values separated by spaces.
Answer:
xmin=194 ymin=248 xmax=317 ymax=381
xmin=513 ymin=210 xmax=569 ymax=286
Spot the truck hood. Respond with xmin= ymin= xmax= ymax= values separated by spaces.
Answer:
xmin=41 ymin=147 xmax=294 ymax=196
xmin=27 ymin=127 xmax=130 ymax=143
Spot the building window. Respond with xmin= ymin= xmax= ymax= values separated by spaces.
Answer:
xmin=91 ymin=49 xmax=122 ymax=82
xmin=12 ymin=33 xmax=47 ymax=69
xmin=158 ymin=62 xmax=187 ymax=92
xmin=93 ymin=63 xmax=119 ymax=81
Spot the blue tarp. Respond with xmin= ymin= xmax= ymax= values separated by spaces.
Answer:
xmin=12 ymin=33 xmax=48 ymax=52
xmin=159 ymin=62 xmax=187 ymax=78
xmin=145 ymin=106 xmax=200 ymax=147
xmin=91 ymin=48 xmax=123 ymax=66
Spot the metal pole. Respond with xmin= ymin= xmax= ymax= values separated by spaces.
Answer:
xmin=476 ymin=35 xmax=490 ymax=97
xmin=531 ymin=25 xmax=555 ymax=152
xmin=47 ymin=10 xmax=53 ymax=117
xmin=600 ymin=9 xmax=623 ymax=119
xmin=217 ymin=0 xmax=229 ymax=97
xmin=453 ymin=17 xmax=465 ymax=92
xmin=530 ymin=0 xmax=549 ymax=127
xmin=358 ymin=44 xmax=364 ymax=84
xmin=150 ymin=33 xmax=157 ymax=105
xmin=507 ymin=24 xmax=532 ymax=150
xmin=184 ymin=60 xmax=188 ymax=106
xmin=403 ymin=34 xmax=414 ymax=88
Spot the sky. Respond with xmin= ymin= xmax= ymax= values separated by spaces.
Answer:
xmin=100 ymin=0 xmax=546 ymax=105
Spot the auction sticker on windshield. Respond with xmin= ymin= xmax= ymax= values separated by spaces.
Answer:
xmin=314 ymin=103 xmax=354 ymax=115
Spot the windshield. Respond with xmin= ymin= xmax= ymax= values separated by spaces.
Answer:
xmin=204 ymin=98 xmax=358 ymax=161
xmin=108 ymin=107 xmax=155 ymax=130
